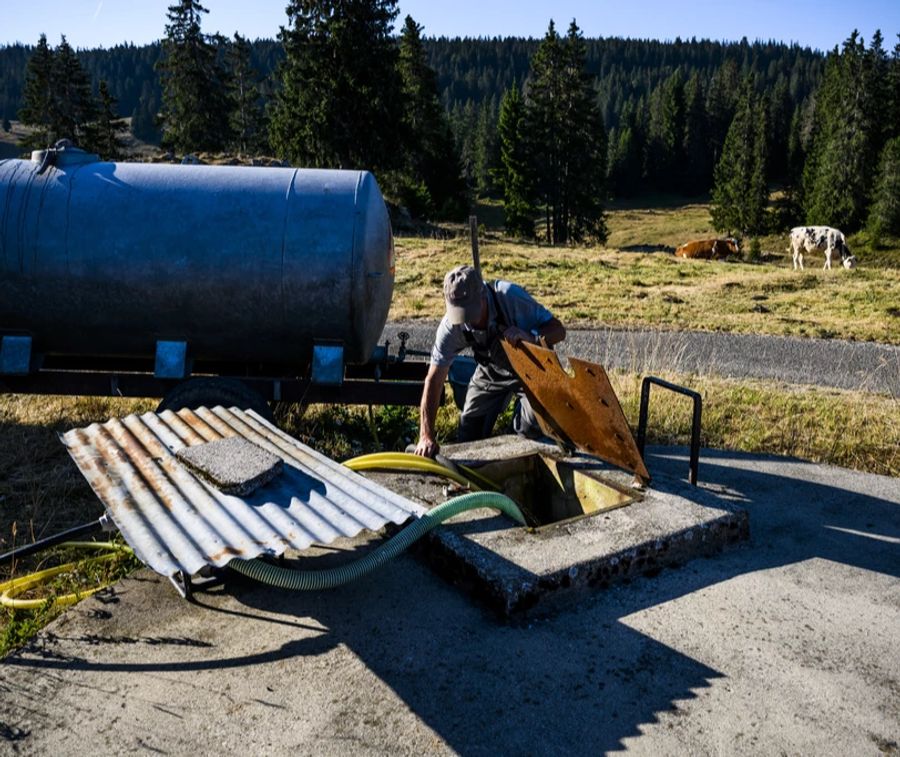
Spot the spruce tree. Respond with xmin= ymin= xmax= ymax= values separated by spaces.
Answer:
xmin=803 ymin=32 xmax=880 ymax=230
xmin=766 ymin=78 xmax=793 ymax=184
xmin=649 ymin=69 xmax=685 ymax=191
xmin=864 ymin=31 xmax=891 ymax=155
xmin=607 ymin=100 xmax=645 ymax=197
xmin=682 ymin=72 xmax=711 ymax=194
xmin=495 ymin=85 xmax=535 ymax=237
xmin=786 ymin=105 xmax=805 ymax=187
xmin=131 ymin=82 xmax=162 ymax=144
xmin=52 ymin=36 xmax=98 ymax=147
xmin=867 ymin=137 xmax=900 ymax=237
xmin=93 ymin=80 xmax=127 ymax=160
xmin=706 ymin=59 xmax=740 ymax=167
xmin=472 ymin=100 xmax=498 ymax=196
xmin=525 ymin=20 xmax=607 ymax=244
xmin=156 ymin=0 xmax=233 ymax=154
xmin=270 ymin=0 xmax=402 ymax=170
xmin=889 ymin=35 xmax=900 ymax=142
xmin=560 ymin=21 xmax=608 ymax=243
xmin=225 ymin=32 xmax=266 ymax=155
xmin=18 ymin=34 xmax=56 ymax=148
xmin=454 ymin=100 xmax=479 ymax=190
xmin=395 ymin=15 xmax=466 ymax=217
xmin=710 ymin=77 xmax=768 ymax=238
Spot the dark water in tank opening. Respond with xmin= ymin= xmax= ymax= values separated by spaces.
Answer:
xmin=471 ymin=453 xmax=639 ymax=531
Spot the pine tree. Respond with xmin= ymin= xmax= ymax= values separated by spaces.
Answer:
xmin=52 ymin=36 xmax=98 ymax=147
xmin=766 ymin=78 xmax=793 ymax=184
xmin=786 ymin=105 xmax=804 ymax=176
xmin=706 ymin=59 xmax=740 ymax=168
xmin=453 ymin=100 xmax=479 ymax=191
xmin=682 ymin=72 xmax=710 ymax=194
xmin=864 ymin=31 xmax=891 ymax=156
xmin=607 ymin=99 xmax=646 ymax=198
xmin=395 ymin=15 xmax=466 ymax=217
xmin=225 ymin=32 xmax=266 ymax=154
xmin=889 ymin=35 xmax=900 ymax=141
xmin=18 ymin=34 xmax=56 ymax=148
xmin=560 ymin=21 xmax=608 ymax=243
xmin=802 ymin=32 xmax=879 ymax=230
xmin=92 ymin=80 xmax=127 ymax=159
xmin=867 ymin=136 xmax=900 ymax=237
xmin=648 ymin=69 xmax=685 ymax=191
xmin=472 ymin=100 xmax=498 ymax=195
xmin=710 ymin=77 xmax=768 ymax=237
xmin=131 ymin=81 xmax=162 ymax=144
xmin=270 ymin=0 xmax=402 ymax=170
xmin=525 ymin=20 xmax=607 ymax=244
xmin=495 ymin=85 xmax=535 ymax=237
xmin=156 ymin=0 xmax=233 ymax=153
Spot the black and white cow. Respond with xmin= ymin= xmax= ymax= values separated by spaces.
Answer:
xmin=789 ymin=226 xmax=857 ymax=270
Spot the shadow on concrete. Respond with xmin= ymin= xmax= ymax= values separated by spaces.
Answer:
xmin=646 ymin=447 xmax=900 ymax=582
xmin=4 ymin=447 xmax=898 ymax=753
xmin=229 ymin=568 xmax=724 ymax=755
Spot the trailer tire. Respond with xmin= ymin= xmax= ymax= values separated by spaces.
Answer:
xmin=157 ymin=377 xmax=275 ymax=424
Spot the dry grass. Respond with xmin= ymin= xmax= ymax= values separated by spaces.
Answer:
xmin=3 ymin=376 xmax=896 ymax=568
xmin=610 ymin=372 xmax=899 ymax=477
xmin=391 ymin=201 xmax=900 ymax=343
xmin=0 ymin=395 xmax=155 ymax=562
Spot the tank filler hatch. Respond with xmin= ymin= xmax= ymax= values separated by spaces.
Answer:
xmin=30 ymin=140 xmax=99 ymax=169
xmin=501 ymin=341 xmax=651 ymax=484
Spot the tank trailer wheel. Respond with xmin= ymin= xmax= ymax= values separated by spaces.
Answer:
xmin=157 ymin=377 xmax=275 ymax=424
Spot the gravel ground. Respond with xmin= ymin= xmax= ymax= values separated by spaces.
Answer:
xmin=382 ymin=322 xmax=900 ymax=396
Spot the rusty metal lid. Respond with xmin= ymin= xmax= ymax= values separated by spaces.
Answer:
xmin=502 ymin=342 xmax=651 ymax=482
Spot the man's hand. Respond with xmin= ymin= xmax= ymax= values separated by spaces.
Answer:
xmin=416 ymin=363 xmax=449 ymax=459
xmin=414 ymin=435 xmax=440 ymax=458
xmin=502 ymin=326 xmax=535 ymax=347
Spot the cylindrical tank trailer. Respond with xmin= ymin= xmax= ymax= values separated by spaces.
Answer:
xmin=0 ymin=144 xmax=395 ymax=369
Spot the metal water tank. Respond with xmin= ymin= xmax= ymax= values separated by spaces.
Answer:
xmin=0 ymin=146 xmax=395 ymax=367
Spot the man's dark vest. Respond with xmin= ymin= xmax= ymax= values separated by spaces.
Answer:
xmin=462 ymin=282 xmax=508 ymax=367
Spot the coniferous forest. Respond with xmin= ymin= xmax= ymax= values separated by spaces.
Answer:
xmin=1 ymin=0 xmax=898 ymax=244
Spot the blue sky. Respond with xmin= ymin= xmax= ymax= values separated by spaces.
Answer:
xmin=2 ymin=0 xmax=898 ymax=52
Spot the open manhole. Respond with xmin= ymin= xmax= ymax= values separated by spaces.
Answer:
xmin=471 ymin=453 xmax=641 ymax=531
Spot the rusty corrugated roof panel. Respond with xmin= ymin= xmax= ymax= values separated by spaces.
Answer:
xmin=61 ymin=406 xmax=425 ymax=577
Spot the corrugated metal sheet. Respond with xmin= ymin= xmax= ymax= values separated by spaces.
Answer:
xmin=61 ymin=406 xmax=426 ymax=577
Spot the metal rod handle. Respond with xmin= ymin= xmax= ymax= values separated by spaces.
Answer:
xmin=0 ymin=519 xmax=104 ymax=565
xmin=636 ymin=376 xmax=702 ymax=485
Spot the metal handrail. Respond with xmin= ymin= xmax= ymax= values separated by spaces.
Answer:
xmin=636 ymin=376 xmax=702 ymax=485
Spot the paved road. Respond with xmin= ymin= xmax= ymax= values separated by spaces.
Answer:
xmin=383 ymin=322 xmax=900 ymax=396
xmin=1 ymin=448 xmax=897 ymax=755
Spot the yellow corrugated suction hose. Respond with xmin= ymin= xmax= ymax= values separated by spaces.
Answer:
xmin=0 ymin=542 xmax=134 ymax=610
xmin=4 ymin=451 xmax=508 ymax=602
xmin=342 ymin=451 xmax=500 ymax=491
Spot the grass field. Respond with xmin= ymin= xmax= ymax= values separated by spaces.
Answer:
xmin=391 ymin=201 xmax=900 ymax=343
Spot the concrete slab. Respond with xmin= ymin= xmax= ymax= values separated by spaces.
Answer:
xmin=369 ymin=436 xmax=748 ymax=618
xmin=1 ymin=448 xmax=898 ymax=755
xmin=176 ymin=436 xmax=283 ymax=495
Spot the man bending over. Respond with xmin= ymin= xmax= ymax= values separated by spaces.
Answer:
xmin=414 ymin=264 xmax=566 ymax=458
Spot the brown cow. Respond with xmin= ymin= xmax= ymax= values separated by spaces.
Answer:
xmin=674 ymin=238 xmax=740 ymax=259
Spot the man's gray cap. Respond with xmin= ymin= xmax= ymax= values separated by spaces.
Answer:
xmin=443 ymin=265 xmax=484 ymax=325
